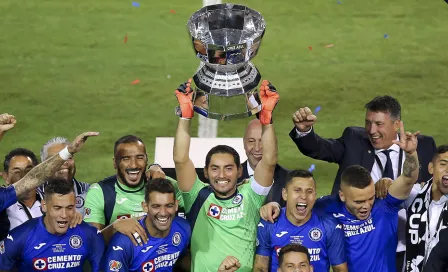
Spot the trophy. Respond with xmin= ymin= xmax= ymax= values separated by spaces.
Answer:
xmin=183 ymin=3 xmax=266 ymax=121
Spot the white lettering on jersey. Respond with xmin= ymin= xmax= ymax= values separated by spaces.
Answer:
xmin=112 ymin=246 xmax=123 ymax=251
xmin=343 ymin=218 xmax=376 ymax=237
xmin=276 ymin=231 xmax=288 ymax=237
xmin=34 ymin=243 xmax=46 ymax=249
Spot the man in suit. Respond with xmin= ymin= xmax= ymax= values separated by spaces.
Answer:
xmin=289 ymin=95 xmax=437 ymax=271
xmin=238 ymin=119 xmax=290 ymax=206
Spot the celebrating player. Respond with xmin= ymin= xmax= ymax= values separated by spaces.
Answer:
xmin=254 ymin=170 xmax=347 ymax=272
xmin=0 ymin=178 xmax=105 ymax=271
xmin=173 ymin=79 xmax=279 ymax=271
xmin=261 ymin=121 xmax=420 ymax=271
xmin=103 ymin=178 xmax=190 ymax=271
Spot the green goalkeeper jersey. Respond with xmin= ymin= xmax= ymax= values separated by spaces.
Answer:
xmin=182 ymin=176 xmax=269 ymax=272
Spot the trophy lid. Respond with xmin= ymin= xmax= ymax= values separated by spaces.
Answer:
xmin=187 ymin=3 xmax=266 ymax=66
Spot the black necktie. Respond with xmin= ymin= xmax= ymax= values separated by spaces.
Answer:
xmin=381 ymin=150 xmax=394 ymax=179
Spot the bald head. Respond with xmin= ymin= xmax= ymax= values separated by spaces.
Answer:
xmin=244 ymin=119 xmax=263 ymax=169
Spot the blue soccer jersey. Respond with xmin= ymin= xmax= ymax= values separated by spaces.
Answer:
xmin=0 ymin=217 xmax=105 ymax=271
xmin=256 ymin=208 xmax=346 ymax=271
xmin=314 ymin=193 xmax=403 ymax=272
xmin=0 ymin=186 xmax=17 ymax=212
xmin=104 ymin=216 xmax=191 ymax=272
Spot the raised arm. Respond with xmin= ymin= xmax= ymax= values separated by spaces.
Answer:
xmin=388 ymin=121 xmax=420 ymax=200
xmin=0 ymin=113 xmax=16 ymax=143
xmin=13 ymin=132 xmax=99 ymax=197
xmin=253 ymin=80 xmax=279 ymax=187
xmin=173 ymin=79 xmax=197 ymax=192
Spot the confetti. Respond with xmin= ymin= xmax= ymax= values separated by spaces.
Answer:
xmin=384 ymin=34 xmax=389 ymax=38
xmin=170 ymin=9 xmax=176 ymax=14
xmin=124 ymin=34 xmax=128 ymax=44
xmin=309 ymin=164 xmax=316 ymax=172
xmin=308 ymin=46 xmax=313 ymax=51
xmin=131 ymin=79 xmax=140 ymax=84
xmin=314 ymin=106 xmax=321 ymax=114
xmin=325 ymin=44 xmax=334 ymax=48
xmin=132 ymin=2 xmax=140 ymax=7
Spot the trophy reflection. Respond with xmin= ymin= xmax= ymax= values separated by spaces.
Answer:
xmin=183 ymin=3 xmax=267 ymax=121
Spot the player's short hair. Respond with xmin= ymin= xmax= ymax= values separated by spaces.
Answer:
xmin=3 ymin=148 xmax=39 ymax=172
xmin=205 ymin=145 xmax=241 ymax=169
xmin=44 ymin=178 xmax=74 ymax=200
xmin=364 ymin=95 xmax=401 ymax=120
xmin=341 ymin=165 xmax=372 ymax=189
xmin=144 ymin=178 xmax=176 ymax=203
xmin=278 ymin=244 xmax=311 ymax=266
xmin=285 ymin=169 xmax=315 ymax=188
xmin=40 ymin=137 xmax=71 ymax=162
xmin=114 ymin=135 xmax=145 ymax=156
xmin=432 ymin=145 xmax=448 ymax=162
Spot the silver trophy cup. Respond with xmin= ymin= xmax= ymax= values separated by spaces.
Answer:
xmin=183 ymin=3 xmax=266 ymax=121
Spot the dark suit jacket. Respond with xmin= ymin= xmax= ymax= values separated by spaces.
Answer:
xmin=237 ymin=161 xmax=290 ymax=207
xmin=289 ymin=126 xmax=437 ymax=195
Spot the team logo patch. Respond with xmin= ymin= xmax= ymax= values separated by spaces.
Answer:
xmin=0 ymin=241 xmax=4 ymax=254
xmin=232 ymin=193 xmax=243 ymax=205
xmin=33 ymin=258 xmax=48 ymax=270
xmin=309 ymin=227 xmax=323 ymax=242
xmin=141 ymin=260 xmax=155 ymax=272
xmin=172 ymin=232 xmax=181 ymax=246
xmin=76 ymin=196 xmax=84 ymax=209
xmin=69 ymin=235 xmax=83 ymax=249
xmin=275 ymin=246 xmax=282 ymax=257
xmin=109 ymin=260 xmax=122 ymax=272
xmin=207 ymin=204 xmax=222 ymax=219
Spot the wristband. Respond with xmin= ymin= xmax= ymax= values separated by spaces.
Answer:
xmin=58 ymin=146 xmax=73 ymax=160
xmin=180 ymin=117 xmax=191 ymax=120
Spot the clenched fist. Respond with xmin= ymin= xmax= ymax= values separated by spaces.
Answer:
xmin=0 ymin=113 xmax=17 ymax=133
xmin=292 ymin=107 xmax=317 ymax=132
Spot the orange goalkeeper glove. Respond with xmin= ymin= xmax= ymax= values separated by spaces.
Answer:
xmin=175 ymin=79 xmax=194 ymax=119
xmin=257 ymin=80 xmax=279 ymax=125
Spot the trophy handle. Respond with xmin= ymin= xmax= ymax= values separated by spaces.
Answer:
xmin=193 ymin=105 xmax=209 ymax=117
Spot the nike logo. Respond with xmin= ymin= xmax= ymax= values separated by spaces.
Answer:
xmin=113 ymin=246 xmax=123 ymax=251
xmin=258 ymin=222 xmax=264 ymax=228
xmin=141 ymin=246 xmax=153 ymax=253
xmin=7 ymin=235 xmax=13 ymax=241
xmin=116 ymin=198 xmax=128 ymax=204
xmin=333 ymin=213 xmax=345 ymax=218
xmin=34 ymin=243 xmax=46 ymax=249
xmin=276 ymin=231 xmax=288 ymax=237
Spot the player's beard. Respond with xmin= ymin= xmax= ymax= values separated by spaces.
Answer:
xmin=117 ymin=168 xmax=146 ymax=188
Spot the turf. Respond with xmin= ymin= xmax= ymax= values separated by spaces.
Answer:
xmin=1 ymin=0 xmax=447 ymax=196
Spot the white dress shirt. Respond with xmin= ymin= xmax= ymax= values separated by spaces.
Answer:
xmin=6 ymin=200 xmax=43 ymax=231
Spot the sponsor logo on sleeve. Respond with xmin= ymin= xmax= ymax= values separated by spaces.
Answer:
xmin=109 ymin=260 xmax=122 ymax=271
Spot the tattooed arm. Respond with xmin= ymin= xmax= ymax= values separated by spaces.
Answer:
xmin=388 ymin=121 xmax=420 ymax=200
xmin=252 ymin=255 xmax=270 ymax=272
xmin=13 ymin=132 xmax=99 ymax=197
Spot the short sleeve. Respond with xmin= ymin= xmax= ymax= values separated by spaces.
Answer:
xmin=323 ymin=217 xmax=347 ymax=266
xmin=0 ymin=186 xmax=17 ymax=212
xmin=255 ymin=220 xmax=272 ymax=256
xmin=103 ymin=234 xmax=133 ymax=272
xmin=86 ymin=224 xmax=106 ymax=272
xmin=83 ymin=183 xmax=106 ymax=225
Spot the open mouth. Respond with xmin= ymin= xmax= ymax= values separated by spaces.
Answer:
xmin=156 ymin=217 xmax=169 ymax=225
xmin=359 ymin=210 xmax=369 ymax=218
xmin=56 ymin=221 xmax=68 ymax=228
xmin=126 ymin=169 xmax=141 ymax=181
xmin=370 ymin=135 xmax=381 ymax=142
xmin=442 ymin=175 xmax=448 ymax=186
xmin=215 ymin=180 xmax=229 ymax=185
xmin=296 ymin=203 xmax=307 ymax=214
